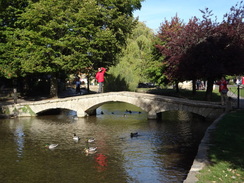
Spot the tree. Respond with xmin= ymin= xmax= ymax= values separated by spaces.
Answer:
xmin=0 ymin=0 xmax=30 ymax=78
xmin=145 ymin=36 xmax=167 ymax=87
xmin=155 ymin=15 xmax=185 ymax=91
xmin=107 ymin=22 xmax=159 ymax=91
xmin=180 ymin=3 xmax=244 ymax=100
xmin=0 ymin=0 xmax=143 ymax=96
xmin=156 ymin=2 xmax=244 ymax=100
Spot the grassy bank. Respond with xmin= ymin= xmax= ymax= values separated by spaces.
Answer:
xmin=197 ymin=110 xmax=244 ymax=183
xmin=137 ymin=88 xmax=221 ymax=102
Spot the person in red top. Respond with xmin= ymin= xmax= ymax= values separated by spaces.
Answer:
xmin=95 ymin=67 xmax=106 ymax=93
xmin=216 ymin=77 xmax=229 ymax=105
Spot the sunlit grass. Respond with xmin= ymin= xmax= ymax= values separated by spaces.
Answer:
xmin=228 ymin=86 xmax=244 ymax=98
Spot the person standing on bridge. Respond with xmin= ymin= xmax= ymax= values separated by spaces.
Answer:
xmin=75 ymin=77 xmax=81 ymax=94
xmin=216 ymin=77 xmax=229 ymax=105
xmin=96 ymin=67 xmax=106 ymax=93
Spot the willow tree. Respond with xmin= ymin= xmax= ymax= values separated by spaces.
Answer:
xmin=1 ymin=0 xmax=143 ymax=96
xmin=107 ymin=22 xmax=160 ymax=91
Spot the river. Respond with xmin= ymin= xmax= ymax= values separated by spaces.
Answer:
xmin=0 ymin=102 xmax=211 ymax=183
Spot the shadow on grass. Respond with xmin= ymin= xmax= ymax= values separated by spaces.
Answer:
xmin=209 ymin=110 xmax=244 ymax=169
xmin=197 ymin=110 xmax=244 ymax=182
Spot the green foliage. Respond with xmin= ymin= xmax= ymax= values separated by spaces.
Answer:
xmin=0 ymin=0 xmax=30 ymax=78
xmin=0 ymin=0 xmax=143 ymax=79
xmin=21 ymin=105 xmax=36 ymax=116
xmin=107 ymin=22 xmax=164 ymax=91
xmin=104 ymin=73 xmax=130 ymax=91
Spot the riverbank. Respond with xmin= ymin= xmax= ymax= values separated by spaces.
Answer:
xmin=184 ymin=110 xmax=244 ymax=182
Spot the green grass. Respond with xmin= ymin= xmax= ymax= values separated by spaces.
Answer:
xmin=137 ymin=85 xmax=244 ymax=103
xmin=137 ymin=87 xmax=221 ymax=102
xmin=228 ymin=86 xmax=244 ymax=98
xmin=197 ymin=110 xmax=244 ymax=183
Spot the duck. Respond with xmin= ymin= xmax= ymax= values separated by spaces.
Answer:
xmin=84 ymin=147 xmax=97 ymax=154
xmin=130 ymin=132 xmax=139 ymax=138
xmin=73 ymin=133 xmax=80 ymax=141
xmin=126 ymin=110 xmax=132 ymax=114
xmin=46 ymin=144 xmax=59 ymax=149
xmin=86 ymin=138 xmax=95 ymax=143
xmin=72 ymin=116 xmax=78 ymax=120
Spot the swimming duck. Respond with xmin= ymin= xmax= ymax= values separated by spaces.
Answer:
xmin=130 ymin=132 xmax=139 ymax=138
xmin=46 ymin=144 xmax=59 ymax=149
xmin=86 ymin=138 xmax=95 ymax=143
xmin=73 ymin=133 xmax=80 ymax=141
xmin=84 ymin=147 xmax=97 ymax=154
xmin=72 ymin=116 xmax=78 ymax=120
xmin=126 ymin=110 xmax=132 ymax=114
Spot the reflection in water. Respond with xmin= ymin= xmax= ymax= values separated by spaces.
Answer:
xmin=0 ymin=102 xmax=211 ymax=183
xmin=95 ymin=153 xmax=108 ymax=172
xmin=13 ymin=119 xmax=25 ymax=160
xmin=15 ymin=125 xmax=24 ymax=159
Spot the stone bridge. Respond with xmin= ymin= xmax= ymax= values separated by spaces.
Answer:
xmin=2 ymin=92 xmax=226 ymax=119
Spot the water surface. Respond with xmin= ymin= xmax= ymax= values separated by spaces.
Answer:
xmin=0 ymin=102 xmax=211 ymax=183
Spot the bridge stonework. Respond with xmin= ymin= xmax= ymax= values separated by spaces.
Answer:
xmin=3 ymin=92 xmax=226 ymax=119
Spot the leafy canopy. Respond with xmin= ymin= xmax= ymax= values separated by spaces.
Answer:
xmin=0 ymin=0 xmax=143 ymax=78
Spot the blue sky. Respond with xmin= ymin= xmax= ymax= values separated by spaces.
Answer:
xmin=133 ymin=0 xmax=240 ymax=32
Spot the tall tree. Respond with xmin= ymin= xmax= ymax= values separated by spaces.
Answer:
xmin=156 ymin=2 xmax=244 ymax=100
xmin=107 ymin=22 xmax=158 ymax=91
xmin=0 ymin=0 xmax=30 ymax=78
xmin=156 ymin=15 xmax=185 ymax=91
xmin=178 ymin=9 xmax=217 ymax=96
xmin=0 ymin=0 xmax=143 ymax=96
xmin=180 ymin=3 xmax=244 ymax=100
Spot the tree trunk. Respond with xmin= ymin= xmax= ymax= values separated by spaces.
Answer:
xmin=175 ymin=81 xmax=179 ymax=93
xmin=205 ymin=78 xmax=214 ymax=101
xmin=192 ymin=79 xmax=196 ymax=95
xmin=50 ymin=74 xmax=58 ymax=98
xmin=86 ymin=75 xmax=90 ymax=92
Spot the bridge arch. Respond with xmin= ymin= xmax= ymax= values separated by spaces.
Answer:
xmin=153 ymin=105 xmax=213 ymax=119
xmin=84 ymin=100 xmax=147 ymax=116
xmin=35 ymin=107 xmax=76 ymax=116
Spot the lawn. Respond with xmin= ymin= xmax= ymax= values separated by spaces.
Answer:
xmin=197 ymin=110 xmax=244 ymax=183
xmin=137 ymin=87 xmax=221 ymax=102
xmin=228 ymin=86 xmax=244 ymax=98
xmin=137 ymin=85 xmax=244 ymax=104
